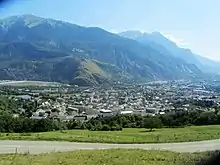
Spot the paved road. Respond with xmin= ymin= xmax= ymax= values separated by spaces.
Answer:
xmin=1 ymin=140 xmax=220 ymax=154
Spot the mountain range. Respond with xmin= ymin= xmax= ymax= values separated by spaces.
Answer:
xmin=118 ymin=31 xmax=220 ymax=74
xmin=0 ymin=15 xmax=217 ymax=86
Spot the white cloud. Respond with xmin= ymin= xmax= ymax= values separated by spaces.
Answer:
xmin=108 ymin=29 xmax=119 ymax=33
xmin=161 ymin=33 xmax=220 ymax=62
xmin=161 ymin=33 xmax=189 ymax=48
xmin=204 ymin=54 xmax=220 ymax=62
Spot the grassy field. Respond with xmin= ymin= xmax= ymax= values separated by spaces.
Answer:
xmin=0 ymin=149 xmax=212 ymax=165
xmin=1 ymin=125 xmax=220 ymax=143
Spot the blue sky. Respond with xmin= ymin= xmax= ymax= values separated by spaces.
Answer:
xmin=0 ymin=0 xmax=219 ymax=61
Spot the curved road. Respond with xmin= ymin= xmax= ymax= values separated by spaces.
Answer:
xmin=1 ymin=140 xmax=220 ymax=154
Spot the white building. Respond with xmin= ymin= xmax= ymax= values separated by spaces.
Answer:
xmin=99 ymin=109 xmax=113 ymax=117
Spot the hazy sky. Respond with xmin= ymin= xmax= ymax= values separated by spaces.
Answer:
xmin=0 ymin=0 xmax=219 ymax=61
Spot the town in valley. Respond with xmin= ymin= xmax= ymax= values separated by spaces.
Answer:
xmin=1 ymin=80 xmax=220 ymax=121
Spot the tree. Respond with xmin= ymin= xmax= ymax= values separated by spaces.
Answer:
xmin=101 ymin=124 xmax=111 ymax=131
xmin=144 ymin=116 xmax=163 ymax=132
xmin=110 ymin=124 xmax=123 ymax=131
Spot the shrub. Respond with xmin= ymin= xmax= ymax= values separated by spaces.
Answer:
xmin=101 ymin=124 xmax=111 ymax=131
xmin=111 ymin=124 xmax=123 ymax=131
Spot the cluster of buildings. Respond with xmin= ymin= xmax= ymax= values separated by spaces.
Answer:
xmin=3 ymin=80 xmax=220 ymax=121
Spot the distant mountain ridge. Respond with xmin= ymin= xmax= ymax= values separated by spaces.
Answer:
xmin=0 ymin=15 xmax=205 ymax=85
xmin=118 ymin=31 xmax=220 ymax=74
